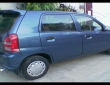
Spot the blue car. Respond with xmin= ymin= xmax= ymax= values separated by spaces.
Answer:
xmin=0 ymin=10 xmax=110 ymax=80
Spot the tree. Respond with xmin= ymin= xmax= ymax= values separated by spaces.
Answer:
xmin=17 ymin=3 xmax=58 ymax=11
xmin=17 ymin=2 xmax=78 ymax=12
xmin=57 ymin=4 xmax=78 ymax=12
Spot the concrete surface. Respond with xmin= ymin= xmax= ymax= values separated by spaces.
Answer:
xmin=0 ymin=52 xmax=110 ymax=82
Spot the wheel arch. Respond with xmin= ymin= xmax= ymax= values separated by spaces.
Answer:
xmin=15 ymin=53 xmax=53 ymax=76
xmin=20 ymin=53 xmax=54 ymax=67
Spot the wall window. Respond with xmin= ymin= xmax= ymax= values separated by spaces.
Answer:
xmin=74 ymin=15 xmax=103 ymax=31
xmin=41 ymin=14 xmax=76 ymax=31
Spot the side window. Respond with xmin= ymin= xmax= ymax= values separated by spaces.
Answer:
xmin=74 ymin=15 xmax=102 ymax=31
xmin=41 ymin=14 xmax=76 ymax=31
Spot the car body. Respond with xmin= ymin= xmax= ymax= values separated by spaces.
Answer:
xmin=0 ymin=10 xmax=110 ymax=80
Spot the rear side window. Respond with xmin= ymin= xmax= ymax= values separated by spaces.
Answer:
xmin=0 ymin=13 xmax=19 ymax=34
xmin=41 ymin=14 xmax=76 ymax=31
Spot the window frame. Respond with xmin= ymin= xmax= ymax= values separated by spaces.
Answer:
xmin=73 ymin=14 xmax=105 ymax=32
xmin=39 ymin=13 xmax=77 ymax=32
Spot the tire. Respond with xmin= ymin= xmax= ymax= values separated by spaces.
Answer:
xmin=108 ymin=49 xmax=110 ymax=55
xmin=20 ymin=55 xmax=49 ymax=80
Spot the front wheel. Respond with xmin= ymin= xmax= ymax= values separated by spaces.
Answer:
xmin=108 ymin=51 xmax=110 ymax=55
xmin=20 ymin=55 xmax=49 ymax=80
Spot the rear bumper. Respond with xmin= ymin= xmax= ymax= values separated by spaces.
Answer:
xmin=0 ymin=52 xmax=25 ymax=71
xmin=0 ymin=60 xmax=13 ymax=70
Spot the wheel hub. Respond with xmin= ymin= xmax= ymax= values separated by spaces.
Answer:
xmin=27 ymin=61 xmax=46 ymax=77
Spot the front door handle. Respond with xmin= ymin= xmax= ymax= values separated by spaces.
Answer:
xmin=46 ymin=37 xmax=55 ymax=42
xmin=85 ymin=35 xmax=92 ymax=39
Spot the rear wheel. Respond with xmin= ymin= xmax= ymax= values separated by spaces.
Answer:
xmin=20 ymin=55 xmax=49 ymax=80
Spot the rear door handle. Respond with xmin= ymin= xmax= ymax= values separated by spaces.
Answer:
xmin=85 ymin=35 xmax=92 ymax=39
xmin=46 ymin=37 xmax=55 ymax=42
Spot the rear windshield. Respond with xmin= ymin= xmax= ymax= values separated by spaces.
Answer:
xmin=0 ymin=13 xmax=19 ymax=34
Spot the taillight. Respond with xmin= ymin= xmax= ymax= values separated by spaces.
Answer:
xmin=4 ymin=34 xmax=20 ymax=52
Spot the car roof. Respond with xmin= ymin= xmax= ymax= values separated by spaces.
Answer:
xmin=26 ymin=10 xmax=83 ymax=14
xmin=0 ymin=9 xmax=88 ymax=16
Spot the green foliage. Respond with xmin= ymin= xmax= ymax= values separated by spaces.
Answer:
xmin=57 ymin=4 xmax=77 ymax=12
xmin=19 ymin=3 xmax=57 ymax=11
xmin=18 ymin=3 xmax=77 ymax=12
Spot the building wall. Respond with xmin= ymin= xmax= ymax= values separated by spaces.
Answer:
xmin=93 ymin=3 xmax=110 ymax=26
xmin=0 ymin=3 xmax=18 ymax=9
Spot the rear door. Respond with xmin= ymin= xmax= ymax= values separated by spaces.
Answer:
xmin=39 ymin=13 xmax=82 ymax=62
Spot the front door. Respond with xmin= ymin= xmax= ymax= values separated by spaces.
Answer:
xmin=74 ymin=14 xmax=110 ymax=55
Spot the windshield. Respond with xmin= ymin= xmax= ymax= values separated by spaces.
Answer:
xmin=0 ymin=13 xmax=19 ymax=34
